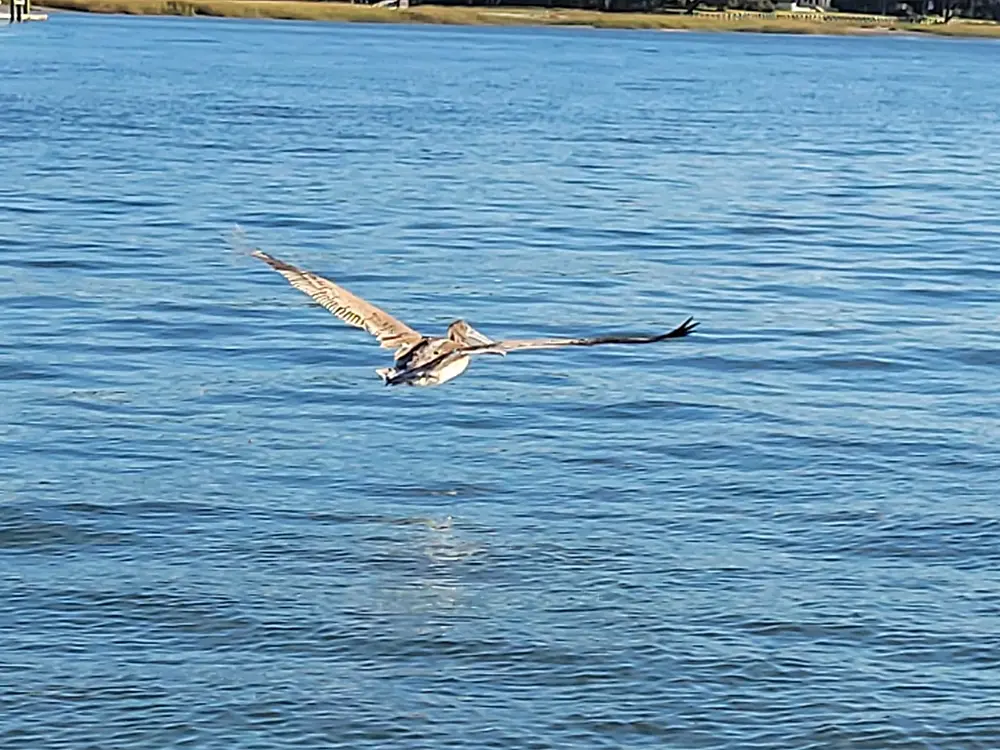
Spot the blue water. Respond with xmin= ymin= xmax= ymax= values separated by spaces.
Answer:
xmin=3 ymin=14 xmax=1000 ymax=748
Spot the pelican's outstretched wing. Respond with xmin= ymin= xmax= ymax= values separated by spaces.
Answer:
xmin=474 ymin=316 xmax=698 ymax=354
xmin=252 ymin=250 xmax=423 ymax=351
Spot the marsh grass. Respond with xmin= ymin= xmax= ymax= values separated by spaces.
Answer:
xmin=41 ymin=0 xmax=1000 ymax=37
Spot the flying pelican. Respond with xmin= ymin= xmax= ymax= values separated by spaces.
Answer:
xmin=251 ymin=250 xmax=697 ymax=387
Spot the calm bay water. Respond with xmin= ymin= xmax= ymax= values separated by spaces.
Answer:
xmin=2 ymin=14 xmax=1000 ymax=748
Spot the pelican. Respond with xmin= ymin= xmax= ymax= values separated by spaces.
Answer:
xmin=251 ymin=250 xmax=697 ymax=387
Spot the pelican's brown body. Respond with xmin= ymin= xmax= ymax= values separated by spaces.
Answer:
xmin=375 ymin=325 xmax=478 ymax=386
xmin=251 ymin=250 xmax=697 ymax=387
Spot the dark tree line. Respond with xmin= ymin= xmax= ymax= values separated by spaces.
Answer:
xmin=840 ymin=0 xmax=1000 ymax=19
xmin=882 ymin=0 xmax=1000 ymax=19
xmin=936 ymin=0 xmax=1000 ymax=20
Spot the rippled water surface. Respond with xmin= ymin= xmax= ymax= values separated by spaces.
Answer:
xmin=3 ymin=14 xmax=1000 ymax=748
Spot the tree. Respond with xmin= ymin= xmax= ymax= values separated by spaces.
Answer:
xmin=939 ymin=0 xmax=960 ymax=19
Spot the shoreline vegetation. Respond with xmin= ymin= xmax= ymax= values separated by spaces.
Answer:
xmin=40 ymin=0 xmax=1000 ymax=36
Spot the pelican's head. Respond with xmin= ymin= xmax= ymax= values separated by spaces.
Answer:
xmin=447 ymin=319 xmax=471 ymax=341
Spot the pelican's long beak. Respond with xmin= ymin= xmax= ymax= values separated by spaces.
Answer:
xmin=462 ymin=325 xmax=495 ymax=347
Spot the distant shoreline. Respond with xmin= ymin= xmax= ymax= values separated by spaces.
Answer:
xmin=37 ymin=0 xmax=1000 ymax=38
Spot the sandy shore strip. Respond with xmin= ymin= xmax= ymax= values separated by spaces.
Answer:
xmin=32 ymin=0 xmax=1000 ymax=37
